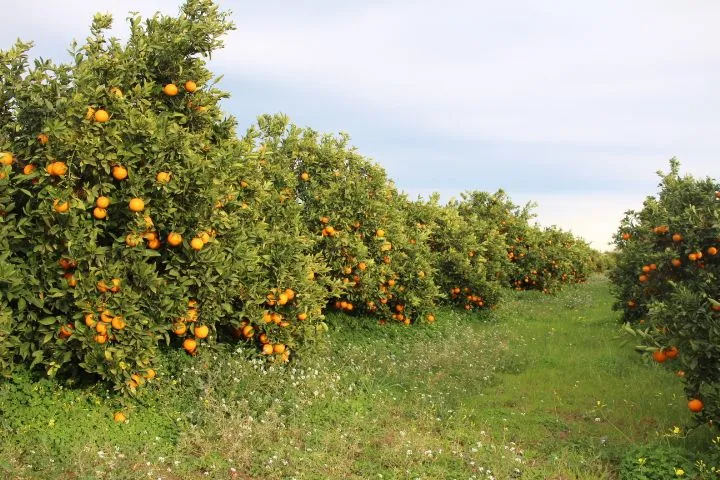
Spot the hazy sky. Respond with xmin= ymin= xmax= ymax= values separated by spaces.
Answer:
xmin=2 ymin=1 xmax=719 ymax=250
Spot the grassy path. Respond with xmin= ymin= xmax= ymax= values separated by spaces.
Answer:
xmin=0 ymin=276 xmax=706 ymax=479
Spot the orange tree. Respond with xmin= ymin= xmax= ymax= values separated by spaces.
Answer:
xmin=610 ymin=159 xmax=720 ymax=422
xmin=0 ymin=1 xmax=332 ymax=390
xmin=407 ymin=193 xmax=509 ymax=310
xmin=457 ymin=190 xmax=594 ymax=293
xmin=274 ymin=125 xmax=440 ymax=324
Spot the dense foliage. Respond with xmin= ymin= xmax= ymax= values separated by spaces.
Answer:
xmin=0 ymin=0 xmax=598 ymax=396
xmin=610 ymin=159 xmax=720 ymax=423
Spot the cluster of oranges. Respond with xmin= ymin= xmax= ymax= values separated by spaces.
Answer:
xmin=174 ymin=300 xmax=208 ymax=355
xmin=450 ymin=287 xmax=486 ymax=310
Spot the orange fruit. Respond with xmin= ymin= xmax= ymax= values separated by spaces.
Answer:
xmin=642 ymin=265 xmax=650 ymax=273
xmin=100 ymin=310 xmax=114 ymax=323
xmin=94 ymin=109 xmax=109 ymax=122
xmin=163 ymin=84 xmax=179 ymax=96
xmin=652 ymin=350 xmax=667 ymax=363
xmin=300 ymin=172 xmax=309 ymax=181
xmin=671 ymin=258 xmax=682 ymax=268
xmin=156 ymin=171 xmax=171 ymax=183
xmin=112 ymin=165 xmax=128 ymax=180
xmin=111 ymin=316 xmax=126 ymax=330
xmin=97 ymin=280 xmax=109 ymax=293
xmin=273 ymin=344 xmax=286 ymax=354
xmin=199 ymin=231 xmax=210 ymax=243
xmin=96 ymin=323 xmax=108 ymax=335
xmin=167 ymin=232 xmax=183 ymax=247
xmin=664 ymin=346 xmax=679 ymax=359
xmin=147 ymin=238 xmax=161 ymax=250
xmin=113 ymin=412 xmax=127 ymax=423
xmin=621 ymin=232 xmax=631 ymax=240
xmin=194 ymin=325 xmax=209 ymax=339
xmin=688 ymin=398 xmax=704 ymax=413
xmin=95 ymin=334 xmax=108 ymax=344
xmin=672 ymin=233 xmax=683 ymax=242
xmin=37 ymin=133 xmax=49 ymax=145
xmin=128 ymin=198 xmax=145 ymax=212
xmin=93 ymin=207 xmax=107 ymax=219
xmin=688 ymin=253 xmax=698 ymax=261
xmin=84 ymin=313 xmax=96 ymax=328
xmin=649 ymin=263 xmax=657 ymax=271
xmin=376 ymin=229 xmax=385 ymax=238
xmin=183 ymin=338 xmax=197 ymax=353
xmin=262 ymin=343 xmax=274 ymax=355
xmin=427 ymin=314 xmax=435 ymax=322
xmin=144 ymin=369 xmax=156 ymax=380
xmin=125 ymin=234 xmax=140 ymax=247
xmin=53 ymin=199 xmax=70 ymax=213
xmin=241 ymin=325 xmax=254 ymax=338
xmin=47 ymin=161 xmax=67 ymax=176
xmin=184 ymin=80 xmax=197 ymax=93
xmin=23 ymin=164 xmax=36 ymax=175
xmin=173 ymin=322 xmax=187 ymax=335
xmin=278 ymin=293 xmax=289 ymax=305
xmin=96 ymin=196 xmax=111 ymax=208
xmin=297 ymin=312 xmax=307 ymax=321
xmin=190 ymin=238 xmax=204 ymax=250
xmin=638 ymin=274 xmax=648 ymax=283
xmin=64 ymin=273 xmax=77 ymax=288
xmin=0 ymin=152 xmax=12 ymax=166
xmin=708 ymin=246 xmax=718 ymax=256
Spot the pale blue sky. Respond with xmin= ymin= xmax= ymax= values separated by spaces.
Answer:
xmin=3 ymin=0 xmax=719 ymax=249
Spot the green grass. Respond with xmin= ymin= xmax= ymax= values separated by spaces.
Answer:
xmin=0 ymin=276 xmax=715 ymax=479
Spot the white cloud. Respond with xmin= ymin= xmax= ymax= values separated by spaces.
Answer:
xmin=213 ymin=0 xmax=720 ymax=151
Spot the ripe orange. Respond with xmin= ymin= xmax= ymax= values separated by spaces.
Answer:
xmin=376 ymin=229 xmax=385 ymax=238
xmin=324 ymin=226 xmax=335 ymax=236
xmin=688 ymin=398 xmax=704 ymax=413
xmin=173 ymin=323 xmax=187 ymax=336
xmin=241 ymin=325 xmax=254 ymax=338
xmin=621 ymin=232 xmax=631 ymax=240
xmin=194 ymin=325 xmax=209 ymax=339
xmin=125 ymin=234 xmax=140 ymax=247
xmin=94 ymin=109 xmax=109 ymax=122
xmin=156 ymin=171 xmax=171 ymax=183
xmin=97 ymin=280 xmax=109 ymax=293
xmin=145 ymin=369 xmax=156 ymax=380
xmin=96 ymin=196 xmax=110 ymax=208
xmin=100 ymin=310 xmax=113 ymax=323
xmin=427 ymin=314 xmax=435 ymax=322
xmin=273 ymin=343 xmax=286 ymax=354
xmin=128 ymin=198 xmax=145 ymax=212
xmin=111 ymin=316 xmax=126 ymax=330
xmin=0 ymin=152 xmax=14 ymax=166
xmin=262 ymin=343 xmax=274 ymax=355
xmin=190 ymin=237 xmax=204 ymax=250
xmin=93 ymin=207 xmax=107 ymax=219
xmin=163 ymin=84 xmax=179 ymax=96
xmin=320 ymin=216 xmax=329 ymax=224
xmin=37 ymin=133 xmax=49 ymax=145
xmin=300 ymin=172 xmax=310 ymax=181
xmin=84 ymin=313 xmax=96 ymax=328
xmin=652 ymin=350 xmax=667 ymax=363
xmin=112 ymin=165 xmax=128 ymax=180
xmin=47 ymin=161 xmax=67 ymax=176
xmin=147 ymin=238 xmax=161 ymax=250
xmin=199 ymin=231 xmax=211 ymax=243
xmin=53 ymin=199 xmax=70 ymax=213
xmin=688 ymin=253 xmax=698 ymax=261
xmin=23 ymin=164 xmax=36 ymax=175
xmin=649 ymin=263 xmax=657 ymax=271
xmin=708 ymin=246 xmax=718 ymax=256
xmin=95 ymin=323 xmax=108 ymax=335
xmin=671 ymin=258 xmax=682 ymax=268
xmin=113 ymin=412 xmax=127 ymax=423
xmin=672 ymin=233 xmax=683 ymax=242
xmin=64 ymin=273 xmax=77 ymax=288
xmin=297 ymin=312 xmax=307 ymax=321
xmin=110 ymin=278 xmax=121 ymax=293
xmin=642 ymin=265 xmax=650 ymax=273
xmin=95 ymin=334 xmax=108 ymax=344
xmin=183 ymin=338 xmax=197 ymax=353
xmin=664 ymin=346 xmax=679 ymax=359
xmin=184 ymin=80 xmax=197 ymax=93
xmin=167 ymin=232 xmax=183 ymax=247
xmin=278 ymin=293 xmax=289 ymax=305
